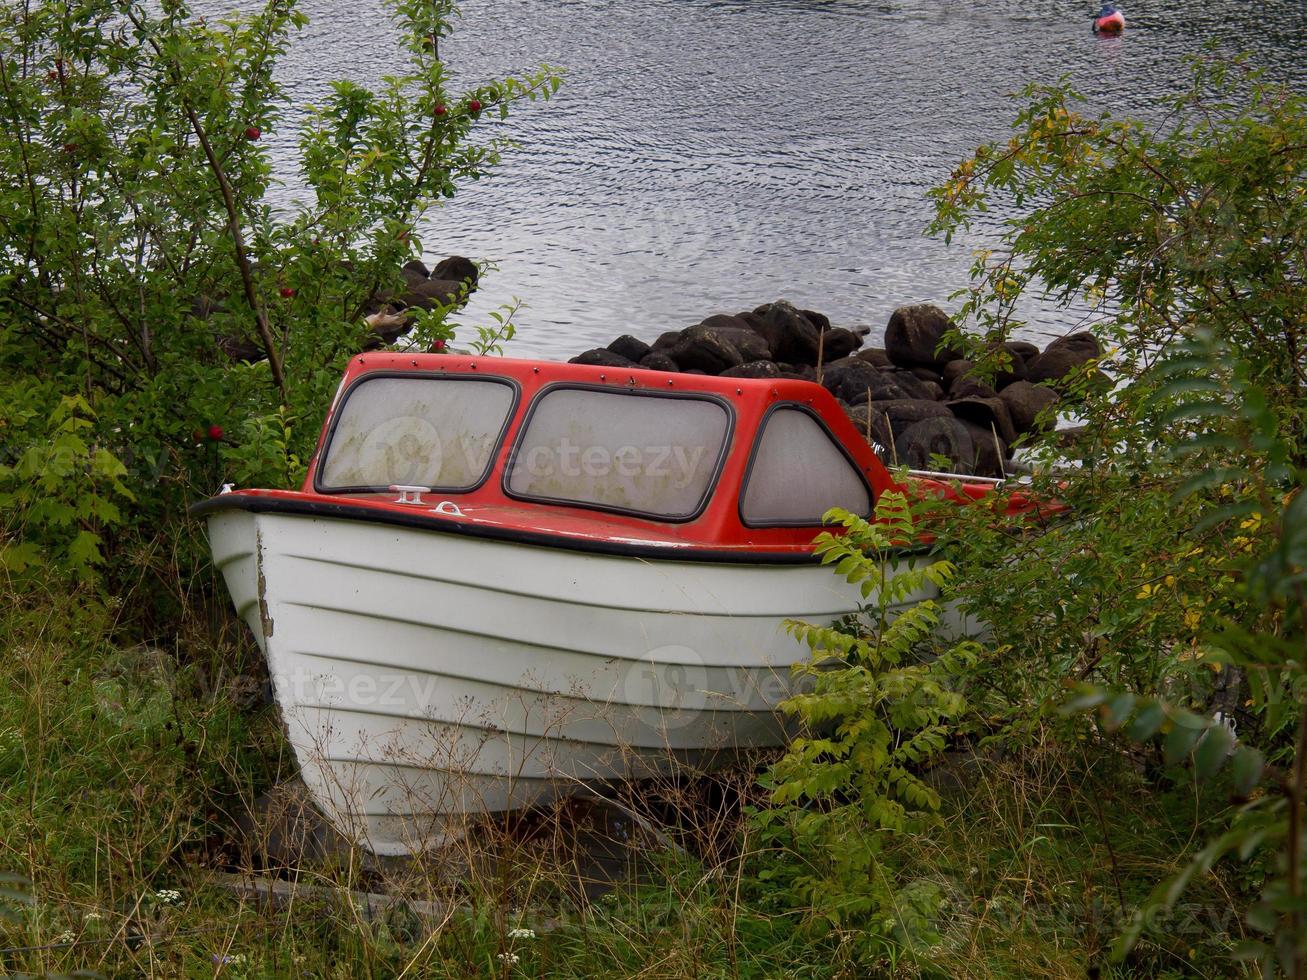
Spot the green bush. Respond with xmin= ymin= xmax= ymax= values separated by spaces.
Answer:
xmin=0 ymin=0 xmax=560 ymax=603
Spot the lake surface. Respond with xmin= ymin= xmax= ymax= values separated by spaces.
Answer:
xmin=260 ymin=0 xmax=1307 ymax=358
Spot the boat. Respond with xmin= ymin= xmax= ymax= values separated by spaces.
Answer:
xmin=194 ymin=353 xmax=1017 ymax=855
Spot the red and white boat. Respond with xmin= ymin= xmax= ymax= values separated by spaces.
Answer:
xmin=195 ymin=354 xmax=1013 ymax=854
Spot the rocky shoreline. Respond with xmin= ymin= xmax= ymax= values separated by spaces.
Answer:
xmin=567 ymin=301 xmax=1099 ymax=478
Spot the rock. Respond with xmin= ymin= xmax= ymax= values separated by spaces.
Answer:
xmin=430 ymin=255 xmax=479 ymax=286
xmin=948 ymin=396 xmax=1018 ymax=448
xmin=700 ymin=313 xmax=754 ymax=332
xmin=751 ymin=300 xmax=821 ymax=365
xmin=854 ymin=348 xmax=892 ymax=368
xmin=950 ymin=376 xmax=999 ymax=401
xmin=734 ymin=310 xmax=766 ymax=331
xmin=698 ymin=325 xmax=771 ymax=363
xmin=400 ymin=278 xmax=465 ymax=310
xmin=639 ymin=351 xmax=679 ymax=372
xmin=819 ymin=327 xmax=863 ymax=362
xmin=664 ymin=325 xmax=744 ymax=374
xmin=999 ymin=381 xmax=1060 ymax=434
xmin=958 ymin=419 xmax=1008 ymax=477
xmin=868 ymin=399 xmax=953 ymax=439
xmin=919 ymin=380 xmax=945 ymax=401
xmin=1026 ymin=332 xmax=1102 ymax=386
xmin=842 ymin=403 xmax=894 ymax=453
xmin=821 ymin=357 xmax=910 ymax=403
xmin=896 ymin=417 xmax=977 ymax=473
xmin=885 ymin=303 xmax=959 ymax=368
xmin=652 ymin=331 xmax=682 ymax=350
xmin=401 ymin=259 xmax=431 ymax=281
xmin=1004 ymin=340 xmax=1041 ymax=361
xmin=801 ymin=309 xmax=831 ymax=333
xmin=942 ymin=359 xmax=974 ymax=389
xmin=909 ymin=366 xmax=943 ymax=385
xmin=778 ymin=364 xmax=818 ymax=382
xmin=883 ymin=368 xmax=938 ymax=402
xmin=721 ymin=360 xmax=782 ymax=379
xmin=570 ymin=348 xmax=638 ymax=368
xmin=608 ymin=335 xmax=652 ymax=363
xmin=991 ymin=349 xmax=1029 ymax=389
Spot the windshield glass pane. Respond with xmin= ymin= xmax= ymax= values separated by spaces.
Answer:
xmin=507 ymin=388 xmax=730 ymax=519
xmin=318 ymin=376 xmax=514 ymax=491
xmin=741 ymin=407 xmax=871 ymax=524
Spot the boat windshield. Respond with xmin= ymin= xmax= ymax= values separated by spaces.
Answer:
xmin=317 ymin=375 xmax=516 ymax=492
xmin=740 ymin=406 xmax=871 ymax=525
xmin=506 ymin=387 xmax=730 ymax=520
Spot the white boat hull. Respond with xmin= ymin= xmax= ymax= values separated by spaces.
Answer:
xmin=207 ymin=510 xmax=941 ymax=854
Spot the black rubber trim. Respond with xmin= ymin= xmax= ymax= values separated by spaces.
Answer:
xmin=500 ymin=382 xmax=735 ymax=524
xmin=189 ymin=494 xmax=930 ymax=565
xmin=738 ymin=402 xmax=876 ymax=529
xmin=312 ymin=371 xmax=520 ymax=495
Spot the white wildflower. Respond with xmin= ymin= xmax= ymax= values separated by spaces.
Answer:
xmin=153 ymin=888 xmax=182 ymax=905
xmin=507 ymin=927 xmax=535 ymax=940
xmin=55 ymin=930 xmax=76 ymax=944
xmin=85 ymin=911 xmax=103 ymax=921
xmin=497 ymin=951 xmax=520 ymax=965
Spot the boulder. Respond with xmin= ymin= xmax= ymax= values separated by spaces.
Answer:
xmin=663 ymin=326 xmax=744 ymax=374
xmin=698 ymin=325 xmax=771 ymax=363
xmin=883 ymin=368 xmax=939 ymax=402
xmin=854 ymin=348 xmax=892 ymax=368
xmin=639 ymin=351 xmax=679 ymax=372
xmin=842 ymin=403 xmax=894 ymax=454
xmin=821 ymin=357 xmax=910 ymax=404
xmin=947 ymin=396 xmax=1018 ymax=447
xmin=401 ymin=259 xmax=431 ymax=282
xmin=885 ymin=303 xmax=959 ymax=368
xmin=400 ymin=278 xmax=465 ymax=310
xmin=1004 ymin=340 xmax=1041 ymax=361
xmin=990 ymin=349 xmax=1029 ymax=389
xmin=909 ymin=366 xmax=943 ymax=385
xmin=430 ymin=255 xmax=479 ymax=286
xmin=700 ymin=313 xmax=755 ymax=332
xmin=570 ymin=348 xmax=638 ymax=368
xmin=950 ymin=376 xmax=999 ymax=401
xmin=751 ymin=300 xmax=821 ymax=365
xmin=608 ymin=335 xmax=652 ymax=363
xmin=819 ymin=327 xmax=862 ymax=362
xmin=721 ymin=360 xmax=782 ymax=379
xmin=942 ymin=359 xmax=974 ymax=389
xmin=1026 ymin=332 xmax=1102 ymax=386
xmin=779 ymin=364 xmax=818 ymax=382
xmin=801 ymin=309 xmax=832 ymax=332
xmin=919 ymin=380 xmax=945 ymax=401
xmin=652 ymin=330 xmax=683 ymax=350
xmin=869 ymin=399 xmax=953 ymax=439
xmin=999 ymin=380 xmax=1060 ymax=434
xmin=896 ymin=417 xmax=977 ymax=473
xmin=958 ymin=419 xmax=1008 ymax=478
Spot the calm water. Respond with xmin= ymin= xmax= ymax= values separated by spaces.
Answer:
xmin=257 ymin=0 xmax=1307 ymax=358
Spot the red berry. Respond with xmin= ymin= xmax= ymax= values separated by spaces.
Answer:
xmin=432 ymin=338 xmax=447 ymax=352
xmin=468 ymin=99 xmax=482 ymax=114
xmin=46 ymin=70 xmax=58 ymax=82
xmin=244 ymin=126 xmax=261 ymax=141
xmin=62 ymin=143 xmax=76 ymax=154
xmin=207 ymin=425 xmax=224 ymax=441
xmin=279 ymin=286 xmax=295 ymax=298
xmin=434 ymin=104 xmax=447 ymax=116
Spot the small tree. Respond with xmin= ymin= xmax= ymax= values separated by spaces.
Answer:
xmin=0 ymin=0 xmax=560 ymax=594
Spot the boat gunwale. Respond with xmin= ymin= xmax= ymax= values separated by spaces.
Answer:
xmin=191 ymin=493 xmax=933 ymax=565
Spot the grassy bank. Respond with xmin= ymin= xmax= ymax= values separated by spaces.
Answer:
xmin=0 ymin=579 xmax=1259 ymax=979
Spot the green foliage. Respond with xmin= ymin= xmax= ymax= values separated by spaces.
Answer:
xmin=0 ymin=0 xmax=560 ymax=597
xmin=926 ymin=52 xmax=1307 ymax=977
xmin=752 ymin=495 xmax=983 ymax=958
